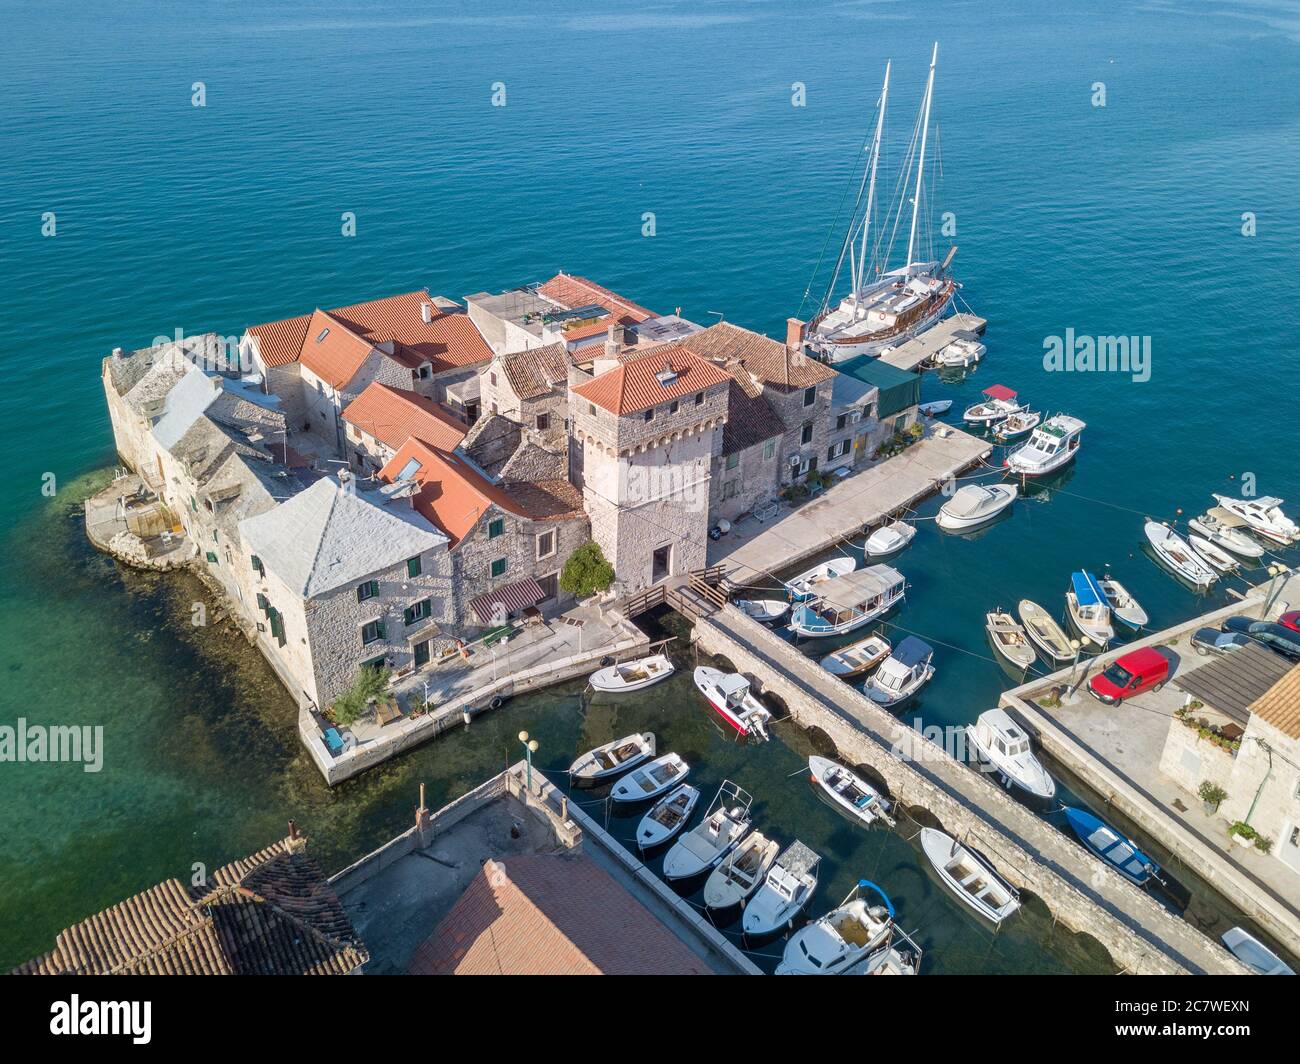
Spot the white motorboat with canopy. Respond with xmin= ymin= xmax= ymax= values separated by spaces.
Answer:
xmin=1211 ymin=493 xmax=1298 ymax=545
xmin=790 ymin=565 xmax=905 ymax=637
xmin=662 ymin=780 xmax=754 ymax=880
xmin=703 ymin=830 xmax=780 ymax=909
xmin=963 ymin=384 xmax=1026 ymax=426
xmin=784 ymin=556 xmax=857 ymax=600
xmin=568 ymin=732 xmax=654 ymax=782
xmin=610 ymin=752 xmax=690 ymax=803
xmin=1017 ymin=599 xmax=1074 ymax=664
xmin=808 ymin=755 xmax=894 ymax=827
xmin=864 ymin=519 xmax=916 ymax=557
xmin=936 ymin=483 xmax=1017 ymax=531
xmin=693 ymin=667 xmax=772 ymax=741
xmin=819 ymin=633 xmax=892 ymax=678
xmin=742 ymin=840 xmax=820 ymax=936
xmin=864 ymin=636 xmax=934 ymax=706
xmin=637 ymin=784 xmax=699 ymax=849
xmin=967 ymin=708 xmax=1056 ymax=800
xmin=776 ymin=880 xmax=900 ymax=975
xmin=588 ymin=653 xmax=675 ymax=694
xmin=935 ymin=332 xmax=985 ymax=367
xmin=1189 ymin=508 xmax=1267 ymax=559
xmin=1004 ymin=414 xmax=1085 ymax=477
xmin=1144 ymin=520 xmax=1216 ymax=589
xmin=1098 ymin=575 xmax=1148 ymax=631
xmin=920 ymin=828 xmax=1020 ymax=925
xmin=992 ymin=409 xmax=1041 ymax=442
xmin=985 ymin=609 xmax=1035 ymax=670
xmin=1065 ymin=570 xmax=1113 ymax=647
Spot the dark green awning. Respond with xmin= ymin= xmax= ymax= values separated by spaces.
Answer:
xmin=835 ymin=356 xmax=921 ymax=419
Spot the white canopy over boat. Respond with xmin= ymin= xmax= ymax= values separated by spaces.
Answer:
xmin=589 ymin=653 xmax=675 ymax=694
xmin=936 ymin=483 xmax=1017 ymax=531
xmin=963 ymin=384 xmax=1026 ymax=425
xmin=789 ymin=565 xmax=905 ymax=638
xmin=742 ymin=840 xmax=820 ymax=937
xmin=1066 ymin=570 xmax=1113 ymax=647
xmin=637 ymin=784 xmax=699 ymax=849
xmin=920 ymin=828 xmax=1020 ymax=924
xmin=967 ymin=708 xmax=1056 ymax=800
xmin=568 ymin=732 xmax=654 ymax=782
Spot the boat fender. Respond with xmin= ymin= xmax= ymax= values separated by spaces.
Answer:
xmin=489 ymin=695 xmax=504 ymax=710
xmin=599 ymin=656 xmax=614 ymax=668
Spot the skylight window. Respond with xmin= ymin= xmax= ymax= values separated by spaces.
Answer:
xmin=397 ymin=458 xmax=422 ymax=481
xmin=655 ymin=363 xmax=678 ymax=387
xmin=316 ymin=328 xmax=330 ymax=343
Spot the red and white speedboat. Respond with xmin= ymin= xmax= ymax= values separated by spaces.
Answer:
xmin=693 ymin=667 xmax=772 ymax=742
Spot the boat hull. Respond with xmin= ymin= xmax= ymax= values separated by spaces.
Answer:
xmin=812 ymin=285 xmax=956 ymax=362
xmin=637 ymin=785 xmax=699 ymax=849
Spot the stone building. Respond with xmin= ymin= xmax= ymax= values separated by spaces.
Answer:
xmin=341 ymin=380 xmax=468 ymax=476
xmin=477 ymin=341 xmax=572 ymax=449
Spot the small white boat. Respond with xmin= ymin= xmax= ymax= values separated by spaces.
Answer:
xmin=962 ymin=384 xmax=1027 ymax=425
xmin=1188 ymin=534 xmax=1241 ymax=574
xmin=785 ymin=556 xmax=857 ymax=600
xmin=966 ymin=708 xmax=1056 ymax=801
xmin=568 ymin=732 xmax=655 ymax=782
xmin=703 ymin=830 xmax=780 ymax=909
xmin=992 ymin=409 xmax=1041 ymax=442
xmin=662 ymin=780 xmax=754 ymax=880
xmin=1189 ymin=507 xmax=1267 ymax=559
xmin=1211 ymin=493 xmax=1298 ymax=545
xmin=610 ymin=752 xmax=689 ymax=803
xmin=1065 ymin=570 xmax=1114 ymax=647
xmin=863 ymin=519 xmax=916 ymax=557
xmin=693 ymin=666 xmax=772 ymax=741
xmin=919 ymin=828 xmax=1020 ymax=925
xmin=858 ymin=927 xmax=923 ymax=975
xmin=819 ymin=634 xmax=892 ymax=678
xmin=1144 ymin=520 xmax=1216 ymax=589
xmin=864 ymin=636 xmax=934 ymax=707
xmin=1221 ymin=926 xmax=1295 ymax=976
xmin=985 ymin=609 xmax=1036 ymax=670
xmin=789 ymin=565 xmax=905 ymax=638
xmin=1098 ymin=576 xmax=1148 ymax=631
xmin=935 ymin=335 xmax=985 ymax=367
xmin=735 ymin=598 xmax=790 ymax=624
xmin=808 ymin=755 xmax=894 ymax=828
xmin=775 ymin=880 xmax=899 ymax=976
xmin=588 ymin=653 xmax=675 ymax=694
xmin=637 ymin=783 xmax=699 ymax=849
xmin=936 ymin=483 xmax=1017 ymax=531
xmin=742 ymin=840 xmax=820 ymax=937
xmin=1018 ymin=599 xmax=1074 ymax=665
xmin=1004 ymin=413 xmax=1085 ymax=478
xmin=918 ymin=400 xmax=952 ymax=418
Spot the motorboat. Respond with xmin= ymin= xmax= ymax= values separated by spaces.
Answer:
xmin=789 ymin=565 xmax=905 ymax=638
xmin=693 ymin=667 xmax=772 ymax=741
xmin=703 ymin=830 xmax=780 ymax=909
xmin=588 ymin=653 xmax=675 ymax=694
xmin=858 ymin=927 xmax=923 ymax=975
xmin=819 ymin=634 xmax=892 ymax=678
xmin=919 ymin=828 xmax=1020 ymax=925
xmin=1144 ymin=520 xmax=1216 ymax=589
xmin=1188 ymin=534 xmax=1241 ymax=574
xmin=962 ymin=384 xmax=1026 ymax=426
xmin=985 ymin=609 xmax=1036 ymax=670
xmin=662 ymin=780 xmax=754 ymax=879
xmin=863 ymin=519 xmax=916 ymax=557
xmin=1098 ymin=575 xmax=1148 ymax=631
xmin=935 ymin=334 xmax=985 ymax=367
xmin=936 ymin=483 xmax=1017 ymax=531
xmin=966 ymin=708 xmax=1056 ymax=801
xmin=1065 ymin=570 xmax=1114 ymax=647
xmin=742 ymin=840 xmax=820 ymax=937
xmin=918 ymin=400 xmax=952 ymax=418
xmin=808 ymin=755 xmax=894 ymax=828
xmin=1018 ymin=599 xmax=1074 ymax=664
xmin=610 ymin=752 xmax=690 ymax=803
xmin=784 ymin=556 xmax=857 ymax=600
xmin=1062 ymin=806 xmax=1159 ymax=887
xmin=1004 ymin=414 xmax=1085 ymax=477
xmin=864 ymin=636 xmax=934 ymax=706
xmin=734 ymin=598 xmax=791 ymax=624
xmin=568 ymin=732 xmax=654 ymax=783
xmin=637 ymin=784 xmax=699 ymax=849
xmin=992 ymin=409 xmax=1041 ymax=442
xmin=1189 ymin=508 xmax=1267 ymax=559
xmin=1221 ymin=927 xmax=1295 ymax=976
xmin=775 ymin=880 xmax=899 ymax=975
xmin=1211 ymin=493 xmax=1298 ymax=545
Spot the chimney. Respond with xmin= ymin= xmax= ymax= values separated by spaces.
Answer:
xmin=786 ymin=317 xmax=806 ymax=350
xmin=285 ymin=818 xmax=306 ymax=853
xmin=421 ymin=301 xmax=433 ymax=324
xmin=604 ymin=323 xmax=622 ymax=360
xmin=338 ymin=467 xmax=356 ymax=495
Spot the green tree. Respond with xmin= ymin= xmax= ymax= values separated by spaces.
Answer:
xmin=559 ymin=541 xmax=615 ymax=598
xmin=330 ymin=665 xmax=391 ymax=725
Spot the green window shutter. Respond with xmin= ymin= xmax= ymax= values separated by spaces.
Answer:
xmin=256 ymin=593 xmax=269 ymax=613
xmin=376 ymin=620 xmax=386 ymax=639
xmin=251 ymin=555 xmax=263 ymax=575
xmin=407 ymin=556 xmax=421 ymax=578
xmin=190 ymin=497 xmax=197 ymax=512
xmin=490 ymin=558 xmax=507 ymax=578
xmin=488 ymin=518 xmax=504 ymax=539
xmin=205 ymin=551 xmax=218 ymax=564
xmin=403 ymin=605 xmax=415 ymax=626
xmin=371 ymin=579 xmax=379 ymax=597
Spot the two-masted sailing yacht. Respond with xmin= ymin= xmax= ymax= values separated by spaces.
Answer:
xmin=807 ymin=44 xmax=958 ymax=363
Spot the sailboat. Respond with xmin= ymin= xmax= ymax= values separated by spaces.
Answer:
xmin=806 ymin=46 xmax=959 ymax=363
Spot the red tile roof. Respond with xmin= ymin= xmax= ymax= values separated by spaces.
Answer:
xmin=245 ymin=313 xmax=312 ymax=370
xmin=300 ymin=308 xmax=377 ymax=389
xmin=571 ymin=344 xmax=731 ymax=416
xmin=538 ymin=273 xmax=655 ymax=325
xmin=682 ymin=320 xmax=837 ymax=389
xmin=342 ymin=381 xmax=468 ymax=453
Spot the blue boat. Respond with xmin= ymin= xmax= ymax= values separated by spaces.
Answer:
xmin=1063 ymin=806 xmax=1159 ymax=886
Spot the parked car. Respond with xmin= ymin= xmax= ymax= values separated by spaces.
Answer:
xmin=1190 ymin=627 xmax=1254 ymax=657
xmin=1278 ymin=610 xmax=1300 ymax=634
xmin=1222 ymin=616 xmax=1300 ymax=662
xmin=1088 ymin=647 xmax=1170 ymax=706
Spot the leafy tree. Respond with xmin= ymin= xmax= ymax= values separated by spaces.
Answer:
xmin=330 ymin=665 xmax=391 ymax=725
xmin=560 ymin=541 xmax=615 ymax=597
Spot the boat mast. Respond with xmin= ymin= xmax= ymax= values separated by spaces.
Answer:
xmin=905 ymin=42 xmax=938 ymax=277
xmin=854 ymin=60 xmax=891 ymax=311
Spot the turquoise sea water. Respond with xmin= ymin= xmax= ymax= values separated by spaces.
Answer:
xmin=2 ymin=1 xmax=1299 ymax=971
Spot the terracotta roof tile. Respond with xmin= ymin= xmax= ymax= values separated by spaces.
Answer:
xmin=537 ymin=273 xmax=655 ymax=325
xmin=246 ymin=314 xmax=312 ymax=370
xmin=571 ymin=343 xmax=731 ymax=416
xmin=683 ymin=320 xmax=837 ymax=390
xmin=1249 ymin=662 xmax=1300 ymax=739
xmin=499 ymin=342 xmax=569 ymax=401
xmin=299 ymin=308 xmax=377 ymax=389
xmin=342 ymin=381 xmax=468 ymax=453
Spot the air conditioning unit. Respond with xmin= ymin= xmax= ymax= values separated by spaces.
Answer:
xmin=849 ymin=410 xmax=862 ymax=423
xmin=789 ymin=454 xmax=802 ymax=468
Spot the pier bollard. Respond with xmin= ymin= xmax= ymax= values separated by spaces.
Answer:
xmin=462 ymin=706 xmax=473 ymax=726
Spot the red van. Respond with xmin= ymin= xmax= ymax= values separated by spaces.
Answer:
xmin=1088 ymin=647 xmax=1170 ymax=706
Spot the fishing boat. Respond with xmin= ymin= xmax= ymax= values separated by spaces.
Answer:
xmin=610 ymin=752 xmax=690 ymax=803
xmin=805 ymin=48 xmax=957 ymax=363
xmin=858 ymin=927 xmax=924 ymax=975
xmin=742 ymin=840 xmax=820 ymax=936
xmin=1221 ymin=927 xmax=1295 ymax=976
xmin=588 ymin=653 xmax=675 ymax=694
xmin=1098 ymin=575 xmax=1148 ymax=631
xmin=1004 ymin=414 xmax=1085 ymax=478
xmin=789 ymin=565 xmax=905 ymax=638
xmin=919 ymin=828 xmax=1020 ymax=925
xmin=819 ymin=633 xmax=892 ymax=678
xmin=918 ymin=400 xmax=952 ymax=418
xmin=962 ymin=384 xmax=1027 ymax=426
xmin=992 ymin=409 xmax=1041 ymax=442
xmin=693 ymin=666 xmax=773 ymax=741
xmin=784 ymin=556 xmax=857 ymax=600
xmin=1188 ymin=534 xmax=1241 ymax=574
xmin=1210 ymin=493 xmax=1298 ymax=545
xmin=966 ymin=708 xmax=1056 ymax=801
xmin=703 ymin=830 xmax=780 ymax=910
xmin=662 ymin=780 xmax=754 ymax=880
xmin=637 ymin=784 xmax=699 ymax=849
xmin=1144 ymin=520 xmax=1216 ymax=589
xmin=864 ymin=636 xmax=934 ymax=706
xmin=775 ymin=880 xmax=899 ymax=975
xmin=1189 ymin=508 xmax=1266 ymax=559
xmin=936 ymin=483 xmax=1017 ymax=531
xmin=1062 ymin=806 xmax=1159 ymax=887
xmin=864 ymin=519 xmax=916 ymax=557
xmin=935 ymin=333 xmax=985 ymax=367
xmin=1065 ymin=570 xmax=1114 ymax=647
xmin=985 ymin=609 xmax=1036 ymax=670
xmin=567 ymin=732 xmax=654 ymax=783
xmin=808 ymin=755 xmax=894 ymax=828
xmin=734 ymin=598 xmax=791 ymax=624
xmin=1017 ymin=599 xmax=1074 ymax=664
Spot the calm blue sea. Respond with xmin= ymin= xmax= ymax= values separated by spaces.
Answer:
xmin=1 ymin=0 xmax=1298 ymax=970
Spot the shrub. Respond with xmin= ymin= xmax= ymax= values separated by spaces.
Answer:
xmin=330 ymin=665 xmax=391 ymax=725
xmin=559 ymin=541 xmax=615 ymax=598
xmin=1197 ymin=781 xmax=1228 ymax=807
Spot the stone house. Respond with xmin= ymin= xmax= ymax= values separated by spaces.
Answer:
xmin=832 ymin=354 xmax=923 ymax=456
xmin=340 ymin=380 xmax=468 ymax=476
xmin=477 ymin=341 xmax=572 ymax=449
xmin=707 ymin=372 xmax=786 ymax=524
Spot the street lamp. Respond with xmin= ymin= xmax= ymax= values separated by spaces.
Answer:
xmin=1068 ymin=638 xmax=1082 ymax=686
xmin=519 ymin=730 xmax=539 ymax=794
xmin=1262 ymin=563 xmax=1286 ymax=618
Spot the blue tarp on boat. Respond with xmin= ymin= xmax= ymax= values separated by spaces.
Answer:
xmin=1071 ymin=570 xmax=1106 ymax=608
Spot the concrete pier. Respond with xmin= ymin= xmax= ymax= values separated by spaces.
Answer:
xmin=878 ymin=312 xmax=988 ymax=372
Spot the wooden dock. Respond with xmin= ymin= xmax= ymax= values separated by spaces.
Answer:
xmin=878 ymin=312 xmax=987 ymax=372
